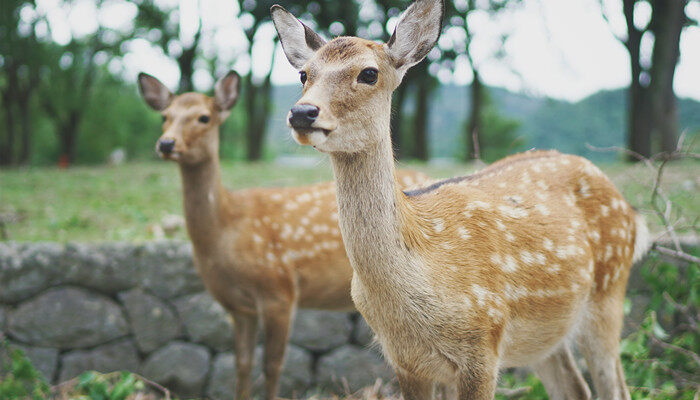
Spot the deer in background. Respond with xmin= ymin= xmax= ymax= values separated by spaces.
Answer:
xmin=137 ymin=71 xmax=428 ymax=400
xmin=272 ymin=0 xmax=652 ymax=398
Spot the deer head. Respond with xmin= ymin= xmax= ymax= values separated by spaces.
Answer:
xmin=137 ymin=71 xmax=240 ymax=164
xmin=271 ymin=0 xmax=443 ymax=154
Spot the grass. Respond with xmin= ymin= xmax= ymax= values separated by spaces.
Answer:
xmin=0 ymin=158 xmax=697 ymax=242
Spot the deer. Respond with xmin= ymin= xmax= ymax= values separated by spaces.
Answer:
xmin=137 ymin=71 xmax=428 ymax=400
xmin=271 ymin=0 xmax=652 ymax=398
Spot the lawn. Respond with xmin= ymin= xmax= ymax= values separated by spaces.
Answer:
xmin=0 ymin=158 xmax=698 ymax=242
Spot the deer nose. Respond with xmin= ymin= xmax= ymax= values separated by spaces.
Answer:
xmin=158 ymin=138 xmax=176 ymax=154
xmin=289 ymin=104 xmax=319 ymax=129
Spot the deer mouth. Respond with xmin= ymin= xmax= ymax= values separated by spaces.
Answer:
xmin=291 ymin=128 xmax=332 ymax=147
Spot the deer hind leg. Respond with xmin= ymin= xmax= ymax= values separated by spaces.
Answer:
xmin=577 ymin=296 xmax=630 ymax=400
xmin=530 ymin=345 xmax=591 ymax=400
xmin=232 ymin=311 xmax=258 ymax=400
xmin=396 ymin=369 xmax=435 ymax=400
xmin=457 ymin=362 xmax=498 ymax=400
xmin=261 ymin=302 xmax=294 ymax=400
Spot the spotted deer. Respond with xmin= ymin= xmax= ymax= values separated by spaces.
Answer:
xmin=272 ymin=0 xmax=652 ymax=399
xmin=137 ymin=72 xmax=428 ymax=400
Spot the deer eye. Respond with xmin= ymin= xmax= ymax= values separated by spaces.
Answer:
xmin=198 ymin=115 xmax=210 ymax=124
xmin=161 ymin=115 xmax=167 ymax=122
xmin=358 ymin=68 xmax=378 ymax=85
xmin=300 ymin=71 xmax=307 ymax=85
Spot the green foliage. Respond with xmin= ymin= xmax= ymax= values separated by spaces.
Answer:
xmin=620 ymin=253 xmax=700 ymax=399
xmin=73 ymin=371 xmax=145 ymax=400
xmin=0 ymin=341 xmax=50 ymax=399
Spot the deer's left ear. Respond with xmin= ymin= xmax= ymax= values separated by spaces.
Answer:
xmin=385 ymin=0 xmax=444 ymax=76
xmin=271 ymin=5 xmax=326 ymax=69
xmin=214 ymin=70 xmax=240 ymax=119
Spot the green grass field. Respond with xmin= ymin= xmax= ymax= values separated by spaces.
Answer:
xmin=1 ymin=159 xmax=697 ymax=242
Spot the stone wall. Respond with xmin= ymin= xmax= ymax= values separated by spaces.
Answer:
xmin=0 ymin=241 xmax=393 ymax=399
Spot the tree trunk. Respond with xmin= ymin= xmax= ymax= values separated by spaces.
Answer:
xmin=649 ymin=0 xmax=685 ymax=153
xmin=466 ymin=71 xmax=483 ymax=160
xmin=391 ymin=82 xmax=408 ymax=159
xmin=411 ymin=63 xmax=430 ymax=161
xmin=18 ymin=95 xmax=31 ymax=165
xmin=244 ymin=40 xmax=277 ymax=161
xmin=59 ymin=111 xmax=80 ymax=165
xmin=1 ymin=97 xmax=16 ymax=166
xmin=623 ymin=0 xmax=653 ymax=159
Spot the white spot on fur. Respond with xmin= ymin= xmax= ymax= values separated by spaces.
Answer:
xmin=536 ymin=180 xmax=548 ymax=190
xmin=301 ymin=217 xmax=310 ymax=226
xmin=252 ymin=234 xmax=263 ymax=244
xmin=543 ymin=238 xmax=554 ymax=251
xmin=601 ymin=205 xmax=610 ymax=217
xmin=467 ymin=201 xmax=491 ymax=210
xmin=589 ymin=230 xmax=601 ymax=243
xmin=270 ymin=193 xmax=283 ymax=201
xmin=547 ymin=263 xmax=561 ymax=273
xmin=296 ymin=193 xmax=312 ymax=203
xmin=495 ymin=220 xmax=506 ymax=231
xmin=505 ymin=232 xmax=515 ymax=242
xmin=604 ymin=245 xmax=613 ymax=262
xmin=266 ymin=252 xmax=276 ymax=262
xmin=498 ymin=205 xmax=528 ymax=219
xmin=285 ymin=201 xmax=299 ymax=211
xmin=535 ymin=204 xmax=550 ymax=216
xmin=579 ymin=178 xmax=591 ymax=198
xmin=492 ymin=253 xmax=518 ymax=272
xmin=432 ymin=218 xmax=445 ymax=233
xmin=458 ymin=227 xmax=471 ymax=240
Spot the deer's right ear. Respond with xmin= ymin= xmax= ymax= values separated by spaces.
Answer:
xmin=138 ymin=73 xmax=174 ymax=111
xmin=271 ymin=5 xmax=326 ymax=69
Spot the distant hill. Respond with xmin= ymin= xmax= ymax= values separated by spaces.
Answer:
xmin=265 ymin=84 xmax=700 ymax=161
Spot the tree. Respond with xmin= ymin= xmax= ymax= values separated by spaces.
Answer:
xmin=601 ymin=0 xmax=695 ymax=158
xmin=133 ymin=0 xmax=203 ymax=93
xmin=444 ymin=0 xmax=518 ymax=160
xmin=0 ymin=0 xmax=43 ymax=166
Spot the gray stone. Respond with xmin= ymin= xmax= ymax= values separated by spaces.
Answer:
xmin=59 ymin=339 xmax=139 ymax=382
xmin=317 ymin=345 xmax=394 ymax=393
xmin=252 ymin=345 xmax=313 ymax=398
xmin=118 ymin=288 xmax=181 ymax=353
xmin=6 ymin=343 xmax=59 ymax=382
xmin=61 ymin=242 xmax=142 ymax=294
xmin=174 ymin=292 xmax=233 ymax=351
xmin=207 ymin=345 xmax=314 ymax=400
xmin=290 ymin=310 xmax=352 ymax=352
xmin=353 ymin=316 xmax=376 ymax=347
xmin=141 ymin=341 xmax=210 ymax=398
xmin=207 ymin=352 xmax=238 ymax=400
xmin=7 ymin=287 xmax=128 ymax=348
xmin=135 ymin=241 xmax=203 ymax=298
xmin=0 ymin=242 xmax=64 ymax=303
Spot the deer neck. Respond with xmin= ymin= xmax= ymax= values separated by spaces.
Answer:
xmin=330 ymin=132 xmax=414 ymax=284
xmin=178 ymin=156 xmax=226 ymax=254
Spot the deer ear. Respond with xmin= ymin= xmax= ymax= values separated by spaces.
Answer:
xmin=271 ymin=5 xmax=326 ymax=69
xmin=214 ymin=71 xmax=240 ymax=117
xmin=385 ymin=0 xmax=444 ymax=75
xmin=138 ymin=73 xmax=174 ymax=111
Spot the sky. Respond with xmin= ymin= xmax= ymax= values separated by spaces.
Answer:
xmin=25 ymin=0 xmax=700 ymax=102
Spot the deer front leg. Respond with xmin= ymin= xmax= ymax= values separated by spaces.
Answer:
xmin=232 ymin=311 xmax=258 ymax=400
xmin=261 ymin=302 xmax=294 ymax=400
xmin=397 ymin=370 xmax=435 ymax=400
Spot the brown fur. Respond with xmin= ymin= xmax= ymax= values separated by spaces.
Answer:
xmin=139 ymin=74 xmax=429 ymax=400
xmin=274 ymin=1 xmax=649 ymax=398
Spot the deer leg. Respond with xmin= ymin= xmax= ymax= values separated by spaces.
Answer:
xmin=457 ymin=363 xmax=497 ymax=400
xmin=577 ymin=297 xmax=630 ymax=400
xmin=530 ymin=345 xmax=591 ymax=400
xmin=396 ymin=370 xmax=435 ymax=400
xmin=261 ymin=302 xmax=293 ymax=400
xmin=232 ymin=312 xmax=258 ymax=400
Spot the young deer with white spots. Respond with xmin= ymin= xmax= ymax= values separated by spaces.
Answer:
xmin=272 ymin=1 xmax=651 ymax=399
xmin=137 ymin=72 xmax=428 ymax=400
